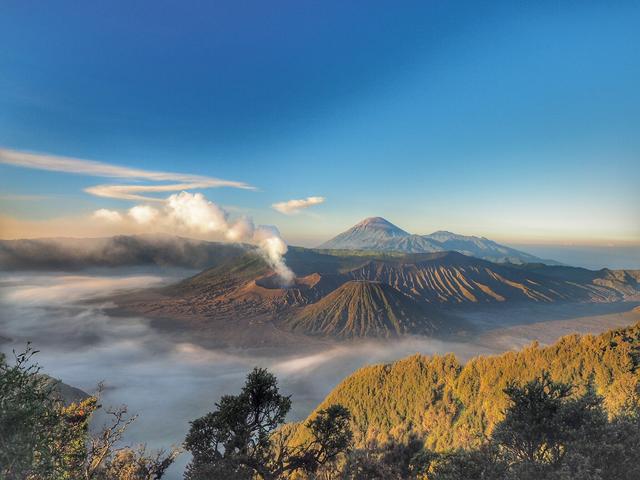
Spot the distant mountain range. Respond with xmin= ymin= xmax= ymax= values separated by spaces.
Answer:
xmin=115 ymin=248 xmax=640 ymax=343
xmin=318 ymin=217 xmax=558 ymax=265
xmin=4 ymin=231 xmax=638 ymax=344
xmin=0 ymin=221 xmax=554 ymax=272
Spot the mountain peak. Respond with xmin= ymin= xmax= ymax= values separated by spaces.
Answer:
xmin=357 ymin=216 xmax=392 ymax=226
xmin=353 ymin=217 xmax=408 ymax=234
xmin=319 ymin=218 xmax=555 ymax=264
xmin=283 ymin=280 xmax=437 ymax=338
xmin=318 ymin=217 xmax=414 ymax=250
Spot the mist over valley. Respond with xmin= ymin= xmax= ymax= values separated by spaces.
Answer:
xmin=2 ymin=232 xmax=639 ymax=477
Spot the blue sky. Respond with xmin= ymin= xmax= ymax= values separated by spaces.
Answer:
xmin=0 ymin=0 xmax=639 ymax=247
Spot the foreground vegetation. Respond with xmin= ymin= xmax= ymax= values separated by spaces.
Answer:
xmin=3 ymin=322 xmax=640 ymax=478
xmin=0 ymin=346 xmax=179 ymax=479
xmin=336 ymin=373 xmax=640 ymax=479
xmin=300 ymin=321 xmax=640 ymax=451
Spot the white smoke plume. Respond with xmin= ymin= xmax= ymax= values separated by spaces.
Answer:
xmin=226 ymin=217 xmax=255 ymax=242
xmin=92 ymin=191 xmax=295 ymax=284
xmin=252 ymin=225 xmax=294 ymax=284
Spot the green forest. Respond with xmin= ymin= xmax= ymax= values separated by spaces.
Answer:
xmin=295 ymin=321 xmax=640 ymax=451
xmin=3 ymin=322 xmax=640 ymax=479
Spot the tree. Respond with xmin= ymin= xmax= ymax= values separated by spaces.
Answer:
xmin=0 ymin=345 xmax=72 ymax=479
xmin=428 ymin=373 xmax=640 ymax=480
xmin=429 ymin=444 xmax=507 ymax=480
xmin=93 ymin=445 xmax=178 ymax=480
xmin=184 ymin=367 xmax=352 ymax=480
xmin=340 ymin=436 xmax=435 ymax=479
xmin=492 ymin=373 xmax=606 ymax=477
xmin=0 ymin=346 xmax=178 ymax=479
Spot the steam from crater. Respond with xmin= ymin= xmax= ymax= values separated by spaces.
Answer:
xmin=92 ymin=191 xmax=295 ymax=284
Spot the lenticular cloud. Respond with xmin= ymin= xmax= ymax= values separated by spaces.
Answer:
xmin=272 ymin=196 xmax=325 ymax=214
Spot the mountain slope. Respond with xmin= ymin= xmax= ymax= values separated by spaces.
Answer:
xmin=39 ymin=375 xmax=90 ymax=405
xmin=318 ymin=217 xmax=442 ymax=253
xmin=283 ymin=281 xmax=439 ymax=338
xmin=292 ymin=322 xmax=640 ymax=450
xmin=115 ymin=249 xmax=640 ymax=345
xmin=319 ymin=217 xmax=554 ymax=264
xmin=423 ymin=230 xmax=547 ymax=264
xmin=342 ymin=251 xmax=638 ymax=304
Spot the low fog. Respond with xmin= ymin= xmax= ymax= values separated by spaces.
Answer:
xmin=0 ymin=235 xmax=246 ymax=270
xmin=1 ymin=269 xmax=638 ymax=479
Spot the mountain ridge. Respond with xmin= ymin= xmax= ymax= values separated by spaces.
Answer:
xmin=114 ymin=248 xmax=640 ymax=345
xmin=319 ymin=217 xmax=558 ymax=265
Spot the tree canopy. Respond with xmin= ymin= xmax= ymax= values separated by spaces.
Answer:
xmin=298 ymin=322 xmax=640 ymax=451
xmin=0 ymin=346 xmax=177 ymax=480
xmin=184 ymin=367 xmax=352 ymax=480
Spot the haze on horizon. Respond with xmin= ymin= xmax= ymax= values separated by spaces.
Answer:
xmin=1 ymin=1 xmax=639 ymax=258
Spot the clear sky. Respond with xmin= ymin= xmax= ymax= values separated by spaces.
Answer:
xmin=0 ymin=0 xmax=639 ymax=247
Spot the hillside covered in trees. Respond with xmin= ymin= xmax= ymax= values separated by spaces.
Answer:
xmin=4 ymin=322 xmax=640 ymax=479
xmin=294 ymin=321 xmax=640 ymax=451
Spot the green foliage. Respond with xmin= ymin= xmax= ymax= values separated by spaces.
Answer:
xmin=429 ymin=374 xmax=640 ymax=480
xmin=300 ymin=323 xmax=640 ymax=451
xmin=0 ymin=346 xmax=177 ymax=479
xmin=332 ymin=373 xmax=640 ymax=480
xmin=93 ymin=446 xmax=179 ymax=480
xmin=184 ymin=367 xmax=352 ymax=480
xmin=428 ymin=444 xmax=507 ymax=480
xmin=492 ymin=374 xmax=604 ymax=469
xmin=6 ymin=323 xmax=640 ymax=479
xmin=339 ymin=436 xmax=435 ymax=479
xmin=305 ymin=404 xmax=353 ymax=465
xmin=0 ymin=345 xmax=86 ymax=479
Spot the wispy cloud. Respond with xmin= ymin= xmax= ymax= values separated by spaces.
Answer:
xmin=0 ymin=148 xmax=254 ymax=201
xmin=84 ymin=184 xmax=216 ymax=202
xmin=272 ymin=196 xmax=325 ymax=215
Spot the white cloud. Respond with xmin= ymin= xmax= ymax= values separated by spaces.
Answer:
xmin=1 ymin=148 xmax=297 ymax=284
xmin=92 ymin=209 xmax=123 ymax=222
xmin=165 ymin=192 xmax=228 ymax=233
xmin=0 ymin=147 xmax=254 ymax=201
xmin=128 ymin=205 xmax=159 ymax=224
xmin=85 ymin=184 xmax=214 ymax=202
xmin=90 ymin=191 xmax=295 ymax=284
xmin=272 ymin=196 xmax=325 ymax=215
